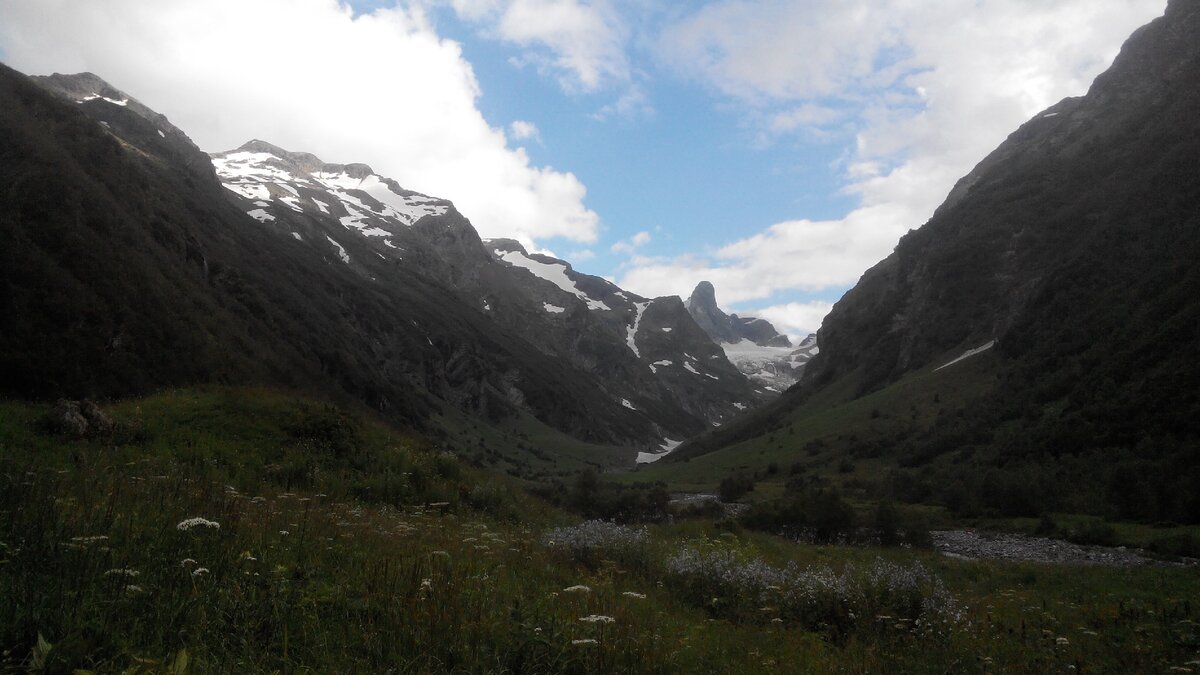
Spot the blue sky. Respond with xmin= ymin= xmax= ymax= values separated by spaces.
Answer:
xmin=0 ymin=0 xmax=1166 ymax=337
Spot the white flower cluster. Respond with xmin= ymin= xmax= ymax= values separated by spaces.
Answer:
xmin=541 ymin=520 xmax=648 ymax=556
xmin=176 ymin=517 xmax=220 ymax=531
xmin=665 ymin=548 xmax=961 ymax=625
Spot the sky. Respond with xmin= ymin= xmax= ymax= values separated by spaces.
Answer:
xmin=0 ymin=0 xmax=1167 ymax=339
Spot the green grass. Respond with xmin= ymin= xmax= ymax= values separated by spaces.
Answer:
xmin=2 ymin=389 xmax=1198 ymax=673
xmin=626 ymin=350 xmax=998 ymax=492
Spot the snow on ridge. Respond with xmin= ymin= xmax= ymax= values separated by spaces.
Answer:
xmin=625 ymin=301 xmax=649 ymax=357
xmin=212 ymin=152 xmax=447 ymax=233
xmin=494 ymin=249 xmax=611 ymax=311
xmin=934 ymin=340 xmax=996 ymax=372
xmin=313 ymin=171 xmax=448 ymax=226
xmin=81 ymin=93 xmax=128 ymax=106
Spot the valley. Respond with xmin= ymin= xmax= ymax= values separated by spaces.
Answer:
xmin=2 ymin=0 xmax=1199 ymax=671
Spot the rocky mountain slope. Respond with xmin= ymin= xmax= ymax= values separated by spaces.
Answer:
xmin=5 ymin=67 xmax=758 ymax=464
xmin=657 ymin=0 xmax=1200 ymax=522
xmin=685 ymin=281 xmax=818 ymax=391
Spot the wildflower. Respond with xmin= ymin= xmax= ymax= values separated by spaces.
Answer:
xmin=563 ymin=585 xmax=591 ymax=593
xmin=124 ymin=585 xmax=145 ymax=594
xmin=279 ymin=530 xmax=289 ymax=536
xmin=180 ymin=558 xmax=197 ymax=567
xmin=622 ymin=591 xmax=646 ymax=599
xmin=571 ymin=639 xmax=598 ymax=645
xmin=70 ymin=535 xmax=109 ymax=544
xmin=420 ymin=578 xmax=432 ymax=591
xmin=431 ymin=550 xmax=450 ymax=558
xmin=192 ymin=567 xmax=210 ymax=578
xmin=771 ymin=618 xmax=783 ymax=624
xmin=176 ymin=517 xmax=220 ymax=531
xmin=103 ymin=569 xmax=139 ymax=578
xmin=579 ymin=615 xmax=615 ymax=624
xmin=1056 ymin=637 xmax=1069 ymax=646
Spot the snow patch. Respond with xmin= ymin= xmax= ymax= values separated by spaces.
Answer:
xmin=325 ymin=236 xmax=350 ymax=264
xmin=683 ymin=362 xmax=700 ymax=375
xmin=157 ymin=129 xmax=165 ymax=138
xmin=291 ymin=232 xmax=302 ymax=241
xmin=934 ymin=340 xmax=996 ymax=371
xmin=543 ymin=303 xmax=566 ymax=314
xmin=621 ymin=398 xmax=637 ymax=411
xmin=733 ymin=402 xmax=746 ymax=410
xmin=247 ymin=208 xmax=274 ymax=222
xmin=636 ymin=438 xmax=683 ymax=464
xmin=625 ymin=301 xmax=649 ymax=357
xmin=495 ymin=249 xmax=610 ymax=311
xmin=661 ymin=327 xmax=672 ymax=332
xmin=312 ymin=198 xmax=330 ymax=214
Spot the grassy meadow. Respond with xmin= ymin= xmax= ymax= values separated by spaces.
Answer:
xmin=1 ymin=389 xmax=1198 ymax=673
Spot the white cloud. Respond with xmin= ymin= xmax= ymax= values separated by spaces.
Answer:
xmin=621 ymin=0 xmax=1165 ymax=306
xmin=509 ymin=119 xmax=541 ymax=142
xmin=0 ymin=0 xmax=599 ymax=244
xmin=611 ymin=229 xmax=651 ymax=254
xmin=446 ymin=0 xmax=628 ymax=92
xmin=735 ymin=301 xmax=834 ymax=339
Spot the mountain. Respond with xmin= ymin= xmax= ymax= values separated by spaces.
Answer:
xmin=653 ymin=0 xmax=1200 ymax=523
xmin=204 ymin=139 xmax=761 ymax=444
xmin=684 ymin=281 xmax=818 ymax=391
xmin=4 ymin=66 xmax=758 ymax=472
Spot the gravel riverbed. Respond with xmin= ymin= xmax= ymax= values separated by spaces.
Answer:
xmin=932 ymin=530 xmax=1195 ymax=567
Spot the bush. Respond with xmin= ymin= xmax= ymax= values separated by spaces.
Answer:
xmin=1147 ymin=532 xmax=1200 ymax=559
xmin=719 ymin=473 xmax=756 ymax=502
xmin=1063 ymin=517 xmax=1117 ymax=546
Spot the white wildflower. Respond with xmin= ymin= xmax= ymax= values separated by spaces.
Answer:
xmin=563 ymin=585 xmax=591 ymax=594
xmin=176 ymin=517 xmax=219 ymax=531
xmin=622 ymin=591 xmax=646 ymax=599
xmin=180 ymin=558 xmax=197 ymax=567
xmin=571 ymin=639 xmax=598 ymax=645
xmin=192 ymin=567 xmax=210 ymax=578
xmin=579 ymin=615 xmax=615 ymax=624
xmin=103 ymin=569 xmax=139 ymax=578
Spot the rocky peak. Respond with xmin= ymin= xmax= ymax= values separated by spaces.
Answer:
xmin=685 ymin=281 xmax=790 ymax=348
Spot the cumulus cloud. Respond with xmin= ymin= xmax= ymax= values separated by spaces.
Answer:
xmin=509 ymin=119 xmax=541 ymax=142
xmin=736 ymin=301 xmax=834 ymax=340
xmin=620 ymin=0 xmax=1166 ymax=322
xmin=445 ymin=0 xmax=628 ymax=92
xmin=610 ymin=230 xmax=651 ymax=254
xmin=0 ymin=0 xmax=599 ymax=244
